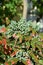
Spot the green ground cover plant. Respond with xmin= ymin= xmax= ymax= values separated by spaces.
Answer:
xmin=0 ymin=19 xmax=43 ymax=65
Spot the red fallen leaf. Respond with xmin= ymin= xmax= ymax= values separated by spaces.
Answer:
xmin=0 ymin=40 xmax=2 ymax=44
xmin=0 ymin=27 xmax=6 ymax=33
xmin=10 ymin=50 xmax=18 ymax=57
xmin=11 ymin=61 xmax=15 ymax=65
xmin=13 ymin=33 xmax=18 ymax=39
xmin=3 ymin=45 xmax=8 ymax=54
xmin=9 ymin=47 xmax=12 ymax=51
xmin=26 ymin=59 xmax=32 ymax=65
xmin=4 ymin=51 xmax=8 ymax=54
xmin=13 ymin=33 xmax=16 ymax=38
xmin=5 ymin=62 xmax=9 ymax=65
xmin=10 ymin=51 xmax=16 ymax=57
xmin=31 ymin=33 xmax=35 ymax=37
xmin=2 ymin=39 xmax=7 ymax=45
xmin=3 ymin=45 xmax=12 ymax=54
xmin=4 ymin=44 xmax=7 ymax=49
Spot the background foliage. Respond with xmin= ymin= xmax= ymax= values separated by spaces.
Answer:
xmin=32 ymin=0 xmax=43 ymax=19
xmin=0 ymin=0 xmax=43 ymax=25
xmin=0 ymin=0 xmax=23 ymax=25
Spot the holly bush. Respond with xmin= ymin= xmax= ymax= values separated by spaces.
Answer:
xmin=0 ymin=19 xmax=43 ymax=65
